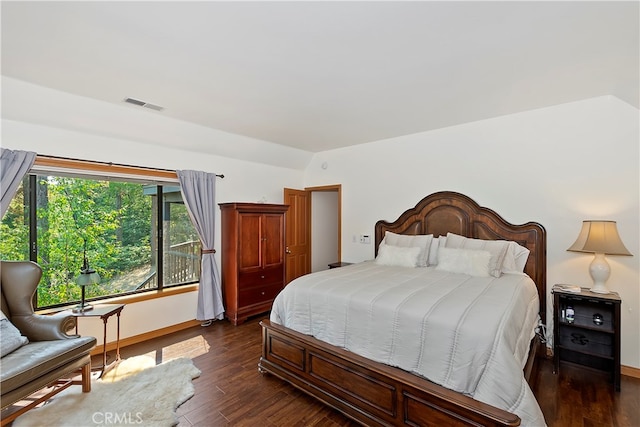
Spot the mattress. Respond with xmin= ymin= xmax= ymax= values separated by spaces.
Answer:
xmin=270 ymin=261 xmax=546 ymax=427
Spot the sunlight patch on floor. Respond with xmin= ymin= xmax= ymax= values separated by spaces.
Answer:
xmin=139 ymin=335 xmax=210 ymax=363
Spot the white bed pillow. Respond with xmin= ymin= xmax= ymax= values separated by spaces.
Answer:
xmin=502 ymin=241 xmax=531 ymax=274
xmin=427 ymin=236 xmax=447 ymax=266
xmin=435 ymin=247 xmax=491 ymax=277
xmin=445 ymin=233 xmax=510 ymax=278
xmin=382 ymin=231 xmax=433 ymax=267
xmin=1 ymin=310 xmax=28 ymax=357
xmin=375 ymin=244 xmax=421 ymax=267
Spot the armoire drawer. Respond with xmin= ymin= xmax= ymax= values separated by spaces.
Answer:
xmin=239 ymin=266 xmax=283 ymax=287
xmin=238 ymin=282 xmax=283 ymax=307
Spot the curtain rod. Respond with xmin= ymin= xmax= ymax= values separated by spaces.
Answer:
xmin=34 ymin=155 xmax=224 ymax=179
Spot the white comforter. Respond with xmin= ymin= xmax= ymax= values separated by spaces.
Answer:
xmin=270 ymin=262 xmax=546 ymax=427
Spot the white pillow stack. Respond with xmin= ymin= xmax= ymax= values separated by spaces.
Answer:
xmin=375 ymin=244 xmax=422 ymax=267
xmin=443 ymin=232 xmax=531 ymax=277
xmin=502 ymin=241 xmax=531 ymax=274
xmin=444 ymin=233 xmax=509 ymax=278
xmin=435 ymin=247 xmax=492 ymax=277
xmin=427 ymin=236 xmax=447 ymax=266
xmin=374 ymin=231 xmax=531 ymax=275
xmin=380 ymin=231 xmax=433 ymax=267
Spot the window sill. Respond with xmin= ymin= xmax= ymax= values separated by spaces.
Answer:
xmin=37 ymin=283 xmax=199 ymax=315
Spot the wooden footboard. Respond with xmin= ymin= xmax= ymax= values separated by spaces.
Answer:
xmin=259 ymin=320 xmax=521 ymax=427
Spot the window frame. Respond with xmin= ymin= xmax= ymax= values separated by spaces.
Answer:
xmin=20 ymin=155 xmax=200 ymax=310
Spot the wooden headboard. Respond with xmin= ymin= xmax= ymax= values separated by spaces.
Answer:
xmin=374 ymin=191 xmax=547 ymax=323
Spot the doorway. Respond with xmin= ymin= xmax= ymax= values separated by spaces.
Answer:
xmin=284 ymin=185 xmax=341 ymax=284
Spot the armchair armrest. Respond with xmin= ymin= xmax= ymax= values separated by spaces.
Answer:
xmin=12 ymin=312 xmax=79 ymax=341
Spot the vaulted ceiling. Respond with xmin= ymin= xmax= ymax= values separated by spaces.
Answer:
xmin=2 ymin=1 xmax=638 ymax=153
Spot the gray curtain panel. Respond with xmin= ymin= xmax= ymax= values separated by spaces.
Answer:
xmin=177 ymin=170 xmax=225 ymax=322
xmin=1 ymin=149 xmax=36 ymax=218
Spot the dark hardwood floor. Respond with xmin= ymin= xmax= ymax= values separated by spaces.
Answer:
xmin=112 ymin=315 xmax=638 ymax=426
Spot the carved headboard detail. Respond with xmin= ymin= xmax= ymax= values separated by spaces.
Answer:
xmin=374 ymin=191 xmax=547 ymax=323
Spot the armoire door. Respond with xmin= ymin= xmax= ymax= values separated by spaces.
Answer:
xmin=237 ymin=212 xmax=262 ymax=272
xmin=263 ymin=213 xmax=285 ymax=268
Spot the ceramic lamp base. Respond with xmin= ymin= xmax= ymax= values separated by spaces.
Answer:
xmin=589 ymin=253 xmax=611 ymax=294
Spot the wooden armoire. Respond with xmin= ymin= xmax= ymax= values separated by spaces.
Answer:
xmin=219 ymin=203 xmax=289 ymax=325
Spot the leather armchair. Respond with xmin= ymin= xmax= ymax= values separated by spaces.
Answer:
xmin=1 ymin=261 xmax=97 ymax=425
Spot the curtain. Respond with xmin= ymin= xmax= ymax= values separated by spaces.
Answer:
xmin=177 ymin=170 xmax=224 ymax=322
xmin=1 ymin=149 xmax=36 ymax=218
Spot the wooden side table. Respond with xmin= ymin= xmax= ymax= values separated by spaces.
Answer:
xmin=552 ymin=286 xmax=621 ymax=391
xmin=72 ymin=303 xmax=125 ymax=378
xmin=328 ymin=262 xmax=353 ymax=269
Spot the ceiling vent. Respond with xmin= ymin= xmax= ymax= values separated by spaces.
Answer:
xmin=124 ymin=97 xmax=164 ymax=111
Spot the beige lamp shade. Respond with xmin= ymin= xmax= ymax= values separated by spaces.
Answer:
xmin=567 ymin=220 xmax=632 ymax=255
xmin=567 ymin=220 xmax=632 ymax=294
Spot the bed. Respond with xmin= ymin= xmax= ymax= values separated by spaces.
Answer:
xmin=259 ymin=191 xmax=546 ymax=426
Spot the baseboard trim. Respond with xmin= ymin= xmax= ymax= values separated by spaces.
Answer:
xmin=90 ymin=319 xmax=201 ymax=356
xmin=621 ymin=365 xmax=640 ymax=379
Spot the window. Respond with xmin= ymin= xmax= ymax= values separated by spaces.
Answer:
xmin=0 ymin=163 xmax=200 ymax=310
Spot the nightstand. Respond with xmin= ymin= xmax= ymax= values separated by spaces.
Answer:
xmin=552 ymin=286 xmax=621 ymax=391
xmin=328 ymin=262 xmax=353 ymax=269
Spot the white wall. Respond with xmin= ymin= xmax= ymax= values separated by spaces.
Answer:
xmin=1 ymin=118 xmax=306 ymax=343
xmin=305 ymin=96 xmax=640 ymax=369
xmin=311 ymin=191 xmax=339 ymax=272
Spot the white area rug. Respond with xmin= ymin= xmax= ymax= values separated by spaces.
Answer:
xmin=14 ymin=355 xmax=201 ymax=427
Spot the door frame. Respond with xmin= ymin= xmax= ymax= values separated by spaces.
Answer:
xmin=305 ymin=184 xmax=342 ymax=266
xmin=285 ymin=184 xmax=342 ymax=281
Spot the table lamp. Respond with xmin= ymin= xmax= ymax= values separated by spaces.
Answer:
xmin=73 ymin=242 xmax=100 ymax=312
xmin=567 ymin=220 xmax=632 ymax=294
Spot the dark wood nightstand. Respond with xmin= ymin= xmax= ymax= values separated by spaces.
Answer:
xmin=328 ymin=262 xmax=353 ymax=269
xmin=552 ymin=285 xmax=621 ymax=391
